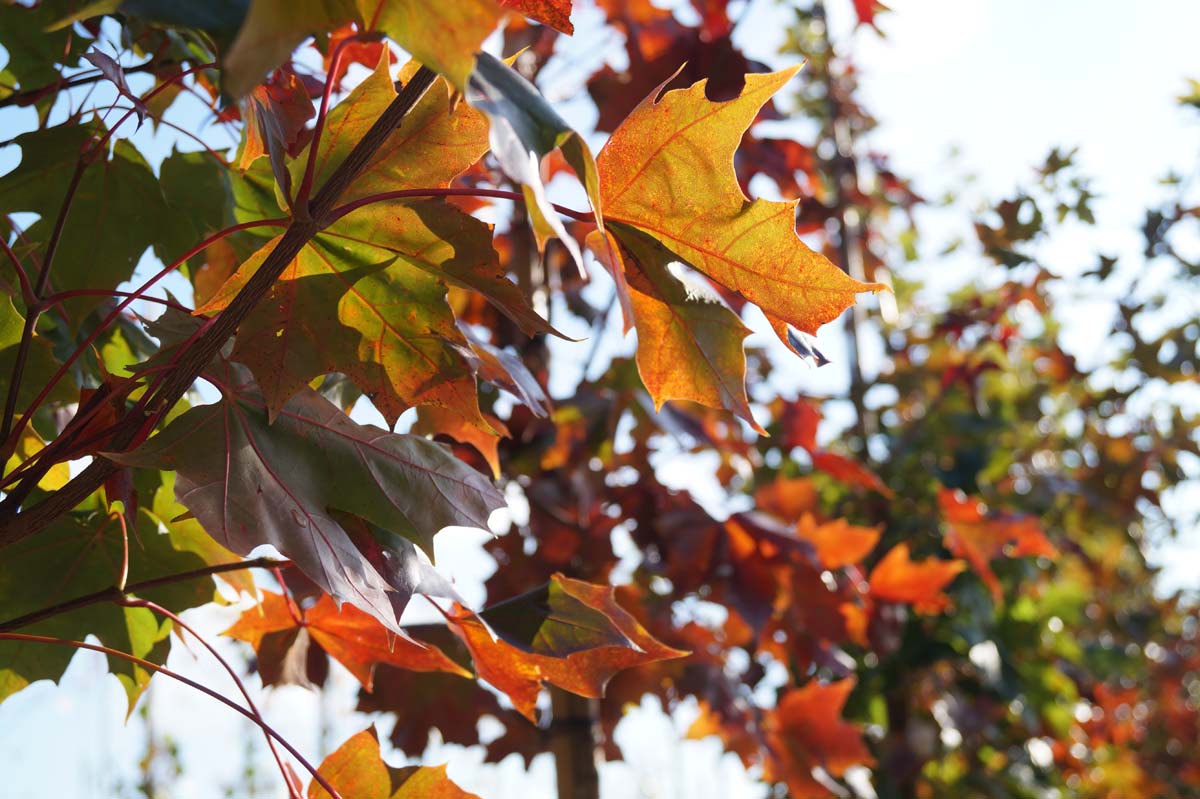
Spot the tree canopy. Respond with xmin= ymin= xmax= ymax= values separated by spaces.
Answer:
xmin=1 ymin=2 xmax=1197 ymax=798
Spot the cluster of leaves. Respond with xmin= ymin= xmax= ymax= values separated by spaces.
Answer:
xmin=1 ymin=1 xmax=1197 ymax=798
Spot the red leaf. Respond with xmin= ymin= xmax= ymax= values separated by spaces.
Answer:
xmin=811 ymin=451 xmax=895 ymax=498
xmin=225 ymin=592 xmax=470 ymax=691
xmin=764 ymin=679 xmax=875 ymax=797
xmin=445 ymin=574 xmax=688 ymax=721
xmin=794 ymin=513 xmax=881 ymax=570
xmin=500 ymin=0 xmax=574 ymax=33
xmin=938 ymin=488 xmax=1057 ymax=602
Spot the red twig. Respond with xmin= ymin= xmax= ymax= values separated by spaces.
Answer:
xmin=125 ymin=598 xmax=304 ymax=799
xmin=39 ymin=288 xmax=192 ymax=312
xmin=0 ymin=557 xmax=292 ymax=632
xmin=326 ymin=186 xmax=594 ymax=226
xmin=0 ymin=631 xmax=342 ymax=799
xmin=295 ymin=33 xmax=381 ymax=213
xmin=0 ymin=61 xmax=221 ymax=455
xmin=115 ymin=510 xmax=130 ymax=591
xmin=1 ymin=236 xmax=34 ymax=305
xmin=1 ymin=218 xmax=288 ymax=463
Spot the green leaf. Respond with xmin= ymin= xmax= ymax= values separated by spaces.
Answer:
xmin=357 ymin=0 xmax=502 ymax=90
xmin=111 ymin=370 xmax=505 ymax=633
xmin=222 ymin=0 xmax=357 ymax=98
xmin=0 ymin=124 xmax=174 ymax=307
xmin=480 ymin=577 xmax=633 ymax=657
xmin=0 ymin=2 xmax=93 ymax=105
xmin=0 ymin=507 xmax=229 ymax=710
xmin=200 ymin=206 xmax=491 ymax=427
xmin=0 ymin=300 xmax=78 ymax=423
xmin=155 ymin=149 xmax=235 ymax=266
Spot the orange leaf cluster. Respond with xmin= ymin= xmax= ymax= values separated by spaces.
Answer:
xmin=938 ymin=488 xmax=1057 ymax=601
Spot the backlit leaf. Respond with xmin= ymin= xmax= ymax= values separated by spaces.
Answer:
xmin=867 ymin=544 xmax=965 ymax=615
xmin=500 ymin=0 xmax=573 ymax=33
xmin=0 ymin=507 xmax=235 ymax=709
xmin=763 ymin=679 xmax=875 ymax=798
xmin=597 ymin=69 xmax=885 ymax=341
xmin=223 ymin=0 xmax=357 ymax=98
xmin=0 ymin=124 xmax=173 ymax=305
xmin=467 ymin=52 xmax=604 ymax=269
xmin=794 ymin=514 xmax=881 ymax=570
xmin=225 ymin=591 xmax=469 ymax=690
xmin=446 ymin=574 xmax=687 ymax=720
xmin=938 ymin=487 xmax=1057 ymax=602
xmin=357 ymin=0 xmax=502 ymax=90
xmin=591 ymin=225 xmax=759 ymax=431
xmin=309 ymin=727 xmax=479 ymax=799
xmin=111 ymin=370 xmax=505 ymax=633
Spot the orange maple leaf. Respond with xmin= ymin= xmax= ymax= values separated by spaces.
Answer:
xmin=868 ymin=544 xmax=966 ymax=615
xmin=938 ymin=488 xmax=1057 ymax=602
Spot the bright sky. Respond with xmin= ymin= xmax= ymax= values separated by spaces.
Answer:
xmin=2 ymin=1 xmax=1199 ymax=797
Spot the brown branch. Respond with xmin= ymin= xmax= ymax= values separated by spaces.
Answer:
xmin=0 ymin=67 xmax=439 ymax=548
xmin=0 ymin=557 xmax=291 ymax=632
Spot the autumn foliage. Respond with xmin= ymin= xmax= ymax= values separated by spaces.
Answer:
xmin=1 ymin=1 xmax=1198 ymax=798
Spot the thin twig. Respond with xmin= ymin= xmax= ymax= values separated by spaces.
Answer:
xmin=294 ymin=32 xmax=382 ymax=211
xmin=0 ymin=631 xmax=343 ymax=799
xmin=327 ymin=186 xmax=594 ymax=225
xmin=0 ymin=557 xmax=291 ymax=632
xmin=125 ymin=598 xmax=304 ymax=799
xmin=0 ymin=218 xmax=288 ymax=465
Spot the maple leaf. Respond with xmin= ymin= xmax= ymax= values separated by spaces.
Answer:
xmin=201 ymin=215 xmax=492 ymax=428
xmin=938 ymin=488 xmax=1057 ymax=602
xmin=753 ymin=475 xmax=820 ymax=522
xmin=310 ymin=727 xmax=480 ymax=799
xmin=358 ymin=0 xmax=502 ymax=90
xmin=0 ymin=506 xmax=238 ymax=710
xmin=852 ymin=0 xmax=889 ymax=30
xmin=0 ymin=123 xmax=175 ymax=310
xmin=223 ymin=1 xmax=357 ymax=98
xmin=206 ymin=58 xmax=554 ymax=425
xmin=467 ymin=52 xmax=604 ymax=269
xmin=867 ymin=544 xmax=965 ymax=615
xmin=445 ymin=574 xmax=687 ymax=720
xmin=500 ymin=0 xmax=574 ymax=33
xmin=594 ymin=70 xmax=885 ymax=424
xmin=414 ymin=406 xmax=510 ymax=479
xmin=590 ymin=225 xmax=760 ymax=432
xmin=810 ymin=451 xmax=895 ymax=497
xmin=763 ymin=679 xmax=875 ymax=798
xmin=239 ymin=65 xmax=316 ymax=176
xmin=359 ymin=658 xmax=509 ymax=755
xmin=111 ymin=369 xmax=505 ymax=633
xmin=794 ymin=513 xmax=881 ymax=570
xmin=225 ymin=591 xmax=469 ymax=690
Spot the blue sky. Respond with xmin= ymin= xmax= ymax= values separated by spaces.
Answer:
xmin=2 ymin=1 xmax=1198 ymax=797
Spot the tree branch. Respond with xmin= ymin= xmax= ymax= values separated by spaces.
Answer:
xmin=0 ymin=67 xmax=439 ymax=549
